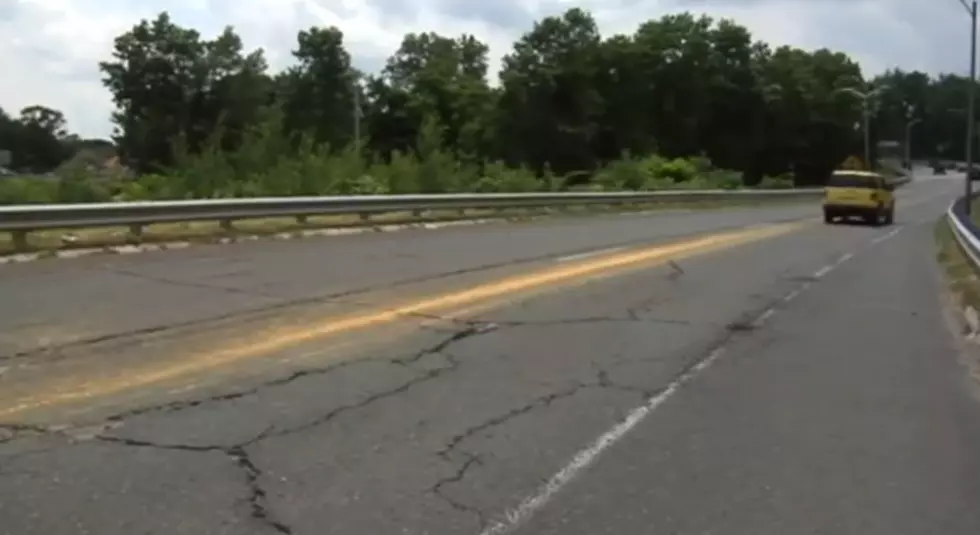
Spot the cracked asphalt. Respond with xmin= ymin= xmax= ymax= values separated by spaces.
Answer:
xmin=3 ymin=172 xmax=980 ymax=534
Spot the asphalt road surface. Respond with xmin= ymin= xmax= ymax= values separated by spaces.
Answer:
xmin=2 ymin=172 xmax=979 ymax=534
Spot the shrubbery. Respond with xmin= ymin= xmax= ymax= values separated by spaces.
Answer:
xmin=0 ymin=115 xmax=798 ymax=205
xmin=0 ymin=153 xmax=791 ymax=205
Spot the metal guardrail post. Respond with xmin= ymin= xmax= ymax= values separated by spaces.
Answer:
xmin=11 ymin=230 xmax=27 ymax=251
xmin=127 ymin=223 xmax=143 ymax=244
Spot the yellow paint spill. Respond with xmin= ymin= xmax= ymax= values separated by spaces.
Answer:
xmin=0 ymin=221 xmax=804 ymax=417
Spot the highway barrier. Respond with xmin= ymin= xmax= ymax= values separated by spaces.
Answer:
xmin=0 ymin=178 xmax=911 ymax=250
xmin=947 ymin=194 xmax=980 ymax=269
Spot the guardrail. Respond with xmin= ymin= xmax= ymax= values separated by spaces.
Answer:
xmin=0 ymin=176 xmax=911 ymax=250
xmin=947 ymin=194 xmax=980 ymax=269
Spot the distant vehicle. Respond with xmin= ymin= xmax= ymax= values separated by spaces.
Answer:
xmin=970 ymin=168 xmax=980 ymax=181
xmin=823 ymin=170 xmax=895 ymax=226
xmin=935 ymin=166 xmax=947 ymax=175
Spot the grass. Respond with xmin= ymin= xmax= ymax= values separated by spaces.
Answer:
xmin=935 ymin=217 xmax=980 ymax=325
xmin=0 ymin=196 xmax=813 ymax=255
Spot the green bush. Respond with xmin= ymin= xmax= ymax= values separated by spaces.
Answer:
xmin=654 ymin=157 xmax=698 ymax=183
xmin=594 ymin=154 xmax=649 ymax=190
xmin=0 ymin=177 xmax=59 ymax=204
xmin=0 ymin=115 xmax=813 ymax=205
xmin=757 ymin=175 xmax=794 ymax=189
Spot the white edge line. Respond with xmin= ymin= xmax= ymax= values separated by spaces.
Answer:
xmin=482 ymin=211 xmax=917 ymax=533
xmin=480 ymin=346 xmax=728 ymax=535
xmin=480 ymin=241 xmax=867 ymax=534
xmin=555 ymin=247 xmax=626 ymax=263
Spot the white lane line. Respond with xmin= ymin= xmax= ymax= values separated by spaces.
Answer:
xmin=482 ymin=242 xmax=870 ymax=534
xmin=813 ymin=265 xmax=833 ymax=279
xmin=754 ymin=307 xmax=776 ymax=325
xmin=480 ymin=345 xmax=728 ymax=535
xmin=871 ymin=227 xmax=902 ymax=245
xmin=555 ymin=247 xmax=626 ymax=263
xmin=782 ymin=286 xmax=806 ymax=303
xmin=483 ymin=224 xmax=902 ymax=532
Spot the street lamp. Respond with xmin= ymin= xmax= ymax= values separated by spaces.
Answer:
xmin=904 ymin=118 xmax=921 ymax=168
xmin=904 ymin=104 xmax=921 ymax=168
xmin=835 ymin=84 xmax=888 ymax=170
xmin=957 ymin=0 xmax=977 ymax=213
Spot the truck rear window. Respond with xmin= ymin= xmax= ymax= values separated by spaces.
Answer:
xmin=827 ymin=174 xmax=879 ymax=188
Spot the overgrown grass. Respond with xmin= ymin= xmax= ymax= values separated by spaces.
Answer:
xmin=0 ymin=115 xmax=795 ymax=205
xmin=935 ymin=217 xmax=980 ymax=324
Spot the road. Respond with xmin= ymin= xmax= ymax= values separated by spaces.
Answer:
xmin=1 ymin=172 xmax=979 ymax=534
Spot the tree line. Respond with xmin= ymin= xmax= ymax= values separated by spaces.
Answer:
xmin=0 ymin=8 xmax=976 ymax=202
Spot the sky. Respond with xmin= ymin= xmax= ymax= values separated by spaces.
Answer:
xmin=0 ymin=0 xmax=967 ymax=139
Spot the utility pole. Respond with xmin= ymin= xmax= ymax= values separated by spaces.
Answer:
xmin=956 ymin=0 xmax=978 ymax=213
xmin=905 ymin=105 xmax=921 ymax=169
xmin=862 ymin=104 xmax=872 ymax=169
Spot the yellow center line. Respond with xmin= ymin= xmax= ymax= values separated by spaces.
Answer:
xmin=0 ymin=221 xmax=806 ymax=417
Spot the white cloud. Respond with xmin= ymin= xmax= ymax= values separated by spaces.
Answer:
xmin=0 ymin=0 xmax=969 ymax=138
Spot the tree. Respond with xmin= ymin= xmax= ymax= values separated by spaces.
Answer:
xmin=278 ymin=26 xmax=359 ymax=149
xmin=0 ymin=105 xmax=74 ymax=172
xmin=99 ymin=12 xmax=270 ymax=172
xmin=77 ymin=6 xmax=979 ymax=197
xmin=18 ymin=106 xmax=68 ymax=138
xmin=365 ymin=32 xmax=494 ymax=161
xmin=496 ymin=8 xmax=604 ymax=175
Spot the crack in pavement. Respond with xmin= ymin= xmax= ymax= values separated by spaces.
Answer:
xmin=94 ymin=433 xmax=292 ymax=534
xmin=98 ymin=266 xmax=278 ymax=299
xmin=2 ymin=220 xmax=755 ymax=362
xmin=428 ymin=386 xmax=591 ymax=530
xmin=103 ymin=357 xmax=380 ymax=421
xmin=436 ymin=385 xmax=590 ymax=461
xmin=0 ymin=240 xmax=849 ymax=534
xmin=0 ymin=423 xmax=50 ymax=443
xmin=595 ymin=369 xmax=655 ymax=397
xmin=432 ymin=453 xmax=488 ymax=528
xmin=1 ymin=242 xmax=645 ymax=361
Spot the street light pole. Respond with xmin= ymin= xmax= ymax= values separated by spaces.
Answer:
xmin=835 ymin=85 xmax=886 ymax=170
xmin=863 ymin=104 xmax=872 ymax=169
xmin=959 ymin=0 xmax=977 ymax=214
xmin=904 ymin=118 xmax=920 ymax=167
xmin=905 ymin=104 xmax=921 ymax=168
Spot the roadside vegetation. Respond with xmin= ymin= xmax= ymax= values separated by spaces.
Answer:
xmin=0 ymin=9 xmax=973 ymax=205
xmin=936 ymin=218 xmax=980 ymax=334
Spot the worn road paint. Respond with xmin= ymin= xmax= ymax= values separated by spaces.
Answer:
xmin=0 ymin=222 xmax=805 ymax=418
xmin=556 ymin=247 xmax=626 ymax=263
xmin=479 ymin=344 xmax=729 ymax=535
xmin=871 ymin=227 xmax=903 ymax=245
xmin=481 ymin=224 xmax=872 ymax=534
